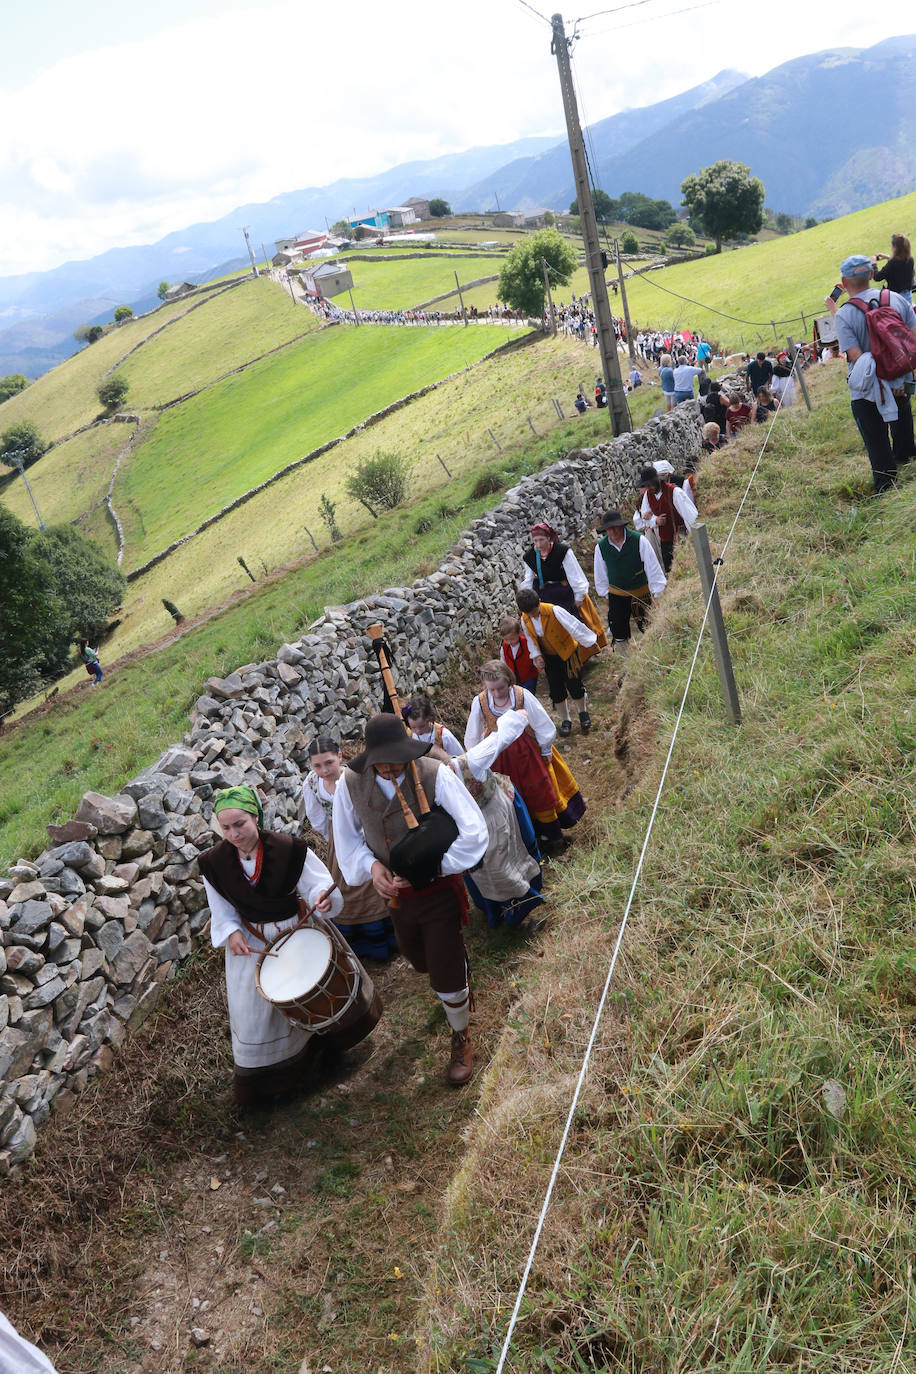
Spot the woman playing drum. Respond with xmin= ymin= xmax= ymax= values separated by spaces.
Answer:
xmin=198 ymin=785 xmax=343 ymax=1106
xmin=302 ymin=737 xmax=398 ymax=961
xmin=464 ymin=660 xmax=585 ymax=847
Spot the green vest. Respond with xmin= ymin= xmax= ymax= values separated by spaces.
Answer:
xmin=598 ymin=530 xmax=648 ymax=594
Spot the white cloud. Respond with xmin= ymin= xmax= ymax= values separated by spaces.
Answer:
xmin=0 ymin=0 xmax=905 ymax=275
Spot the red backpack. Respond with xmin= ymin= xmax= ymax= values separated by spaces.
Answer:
xmin=848 ymin=289 xmax=916 ymax=381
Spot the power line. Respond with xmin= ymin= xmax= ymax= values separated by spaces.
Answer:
xmin=627 ymin=265 xmax=825 ymax=330
xmin=584 ymin=0 xmax=724 ymax=36
xmin=493 ymin=354 xmax=805 ymax=1373
xmin=515 ymin=0 xmax=552 ymax=24
xmin=576 ymin=0 xmax=658 ymax=22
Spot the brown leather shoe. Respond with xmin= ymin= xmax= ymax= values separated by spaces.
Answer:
xmin=446 ymin=1030 xmax=473 ymax=1087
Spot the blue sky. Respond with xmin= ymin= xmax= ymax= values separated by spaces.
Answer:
xmin=0 ymin=0 xmax=904 ymax=277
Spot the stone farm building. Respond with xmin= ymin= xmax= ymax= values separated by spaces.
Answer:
xmin=301 ymin=261 xmax=354 ymax=300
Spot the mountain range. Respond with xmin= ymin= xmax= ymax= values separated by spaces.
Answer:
xmin=2 ymin=34 xmax=915 ymax=379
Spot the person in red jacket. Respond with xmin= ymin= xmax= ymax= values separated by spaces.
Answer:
xmin=636 ymin=465 xmax=697 ymax=573
xmin=499 ymin=614 xmax=538 ymax=692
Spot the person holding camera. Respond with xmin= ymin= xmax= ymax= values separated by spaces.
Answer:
xmin=872 ymin=234 xmax=914 ymax=304
xmin=830 ymin=253 xmax=916 ymax=493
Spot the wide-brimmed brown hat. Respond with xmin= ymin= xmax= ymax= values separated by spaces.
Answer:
xmin=596 ymin=509 xmax=628 ymax=531
xmin=349 ymin=713 xmax=431 ymax=774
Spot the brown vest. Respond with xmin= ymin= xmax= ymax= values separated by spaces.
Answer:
xmin=345 ymin=756 xmax=443 ymax=864
xmin=197 ymin=830 xmax=309 ymax=925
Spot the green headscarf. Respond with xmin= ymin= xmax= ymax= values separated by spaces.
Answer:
xmin=213 ymin=785 xmax=263 ymax=827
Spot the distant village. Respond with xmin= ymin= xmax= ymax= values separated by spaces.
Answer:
xmin=270 ymin=197 xmax=548 ymax=303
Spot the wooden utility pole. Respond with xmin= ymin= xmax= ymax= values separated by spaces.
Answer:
xmin=541 ymin=257 xmax=557 ymax=335
xmin=550 ymin=13 xmax=630 ymax=435
xmin=787 ymin=336 xmax=812 ymax=412
xmin=690 ymin=523 xmax=741 ymax=725
xmin=614 ymin=238 xmax=636 ymax=366
xmin=454 ymin=271 xmax=468 ymax=327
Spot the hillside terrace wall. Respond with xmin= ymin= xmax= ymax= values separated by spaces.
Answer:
xmin=0 ymin=403 xmax=702 ymax=1170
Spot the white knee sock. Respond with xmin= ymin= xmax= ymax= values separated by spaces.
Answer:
xmin=571 ymin=695 xmax=586 ymax=713
xmin=556 ymin=699 xmax=570 ymax=722
xmin=439 ymin=987 xmax=470 ymax=1033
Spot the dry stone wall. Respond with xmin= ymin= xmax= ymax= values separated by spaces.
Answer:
xmin=0 ymin=403 xmax=702 ymax=1170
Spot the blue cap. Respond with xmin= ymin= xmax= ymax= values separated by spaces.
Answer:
xmin=841 ymin=254 xmax=871 ymax=277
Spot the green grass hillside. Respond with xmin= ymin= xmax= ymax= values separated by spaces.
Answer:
xmin=115 ymin=323 xmax=523 ymax=568
xmin=421 ymin=364 xmax=916 ymax=1370
xmin=0 ymin=294 xmax=214 ymax=441
xmin=119 ymin=275 xmax=319 ymax=408
xmin=343 ymin=254 xmax=502 ymax=310
xmin=1 ymin=423 xmax=129 ymax=529
xmin=618 ymin=190 xmax=916 ymax=348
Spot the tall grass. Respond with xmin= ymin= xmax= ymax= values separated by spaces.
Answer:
xmin=419 ymin=365 xmax=916 ymax=1370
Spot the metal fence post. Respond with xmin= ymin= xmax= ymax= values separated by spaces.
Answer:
xmin=690 ymin=522 xmax=741 ymax=725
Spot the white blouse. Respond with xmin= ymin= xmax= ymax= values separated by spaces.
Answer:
xmin=205 ymin=846 xmax=342 ymax=948
xmin=331 ymin=762 xmax=488 ymax=888
xmin=464 ymin=688 xmax=556 ymax=757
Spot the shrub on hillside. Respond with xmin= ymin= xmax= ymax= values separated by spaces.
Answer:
xmin=318 ymin=492 xmax=343 ymax=543
xmin=666 ymin=223 xmax=696 ymax=249
xmin=472 ymin=471 xmax=504 ymax=498
xmin=97 ymin=374 xmax=129 ymax=411
xmin=345 ymin=450 xmax=413 ymax=515
xmin=621 ymin=231 xmax=639 ymax=255
xmin=113 ymin=305 xmax=134 ymax=323
xmin=0 ymin=374 xmax=29 ymax=404
xmin=1 ymin=421 xmax=49 ymax=470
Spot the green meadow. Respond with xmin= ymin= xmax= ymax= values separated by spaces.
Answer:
xmin=1 ymin=423 xmax=128 ymax=529
xmin=617 ymin=192 xmax=916 ymax=348
xmin=119 ymin=275 xmax=319 ymax=408
xmin=115 ymin=322 xmax=523 ymax=568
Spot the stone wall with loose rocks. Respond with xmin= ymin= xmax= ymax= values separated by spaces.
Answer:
xmin=0 ymin=402 xmax=702 ymax=1170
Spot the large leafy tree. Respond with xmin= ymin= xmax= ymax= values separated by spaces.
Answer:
xmin=497 ymin=228 xmax=579 ymax=317
xmin=618 ymin=191 xmax=678 ymax=230
xmin=681 ymin=160 xmax=765 ymax=253
xmin=32 ymin=525 xmax=125 ymax=675
xmin=1 ymin=421 xmax=49 ymax=470
xmin=0 ymin=510 xmax=125 ymax=714
xmin=428 ymin=198 xmax=451 ymax=217
xmin=0 ymin=507 xmax=59 ymax=715
xmin=569 ymin=189 xmax=618 ymax=223
xmin=0 ymin=374 xmax=29 ymax=404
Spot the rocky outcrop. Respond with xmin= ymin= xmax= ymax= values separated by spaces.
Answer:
xmin=0 ymin=403 xmax=702 ymax=1170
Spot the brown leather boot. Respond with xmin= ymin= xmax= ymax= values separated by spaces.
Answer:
xmin=446 ymin=1029 xmax=473 ymax=1086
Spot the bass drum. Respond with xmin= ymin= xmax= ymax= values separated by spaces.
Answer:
xmin=255 ymin=919 xmax=382 ymax=1051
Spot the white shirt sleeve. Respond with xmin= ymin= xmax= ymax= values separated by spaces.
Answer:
xmin=433 ymin=765 xmax=489 ymax=874
xmin=640 ymin=536 xmax=667 ymax=597
xmin=522 ymin=625 xmax=540 ymax=662
xmin=673 ymin=485 xmax=697 ymax=530
xmin=459 ymin=709 xmax=528 ymax=779
xmin=521 ymin=688 xmax=557 ymax=755
xmin=203 ymin=875 xmax=242 ymax=948
xmin=297 ymin=847 xmax=343 ymax=917
xmin=331 ymin=773 xmax=378 ymax=887
xmin=562 ymin=548 xmax=589 ymax=603
xmin=464 ymin=695 xmax=485 ymax=752
xmin=301 ymin=775 xmax=331 ymax=841
xmin=593 ymin=544 xmax=609 ymax=598
xmin=638 ymin=492 xmax=658 ymax=528
xmin=553 ymin=603 xmax=597 ymax=648
xmin=439 ymin=726 xmax=464 ymax=758
xmin=521 ymin=562 xmax=536 ymax=590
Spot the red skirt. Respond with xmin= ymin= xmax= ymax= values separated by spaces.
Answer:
xmin=494 ymin=731 xmax=558 ymax=819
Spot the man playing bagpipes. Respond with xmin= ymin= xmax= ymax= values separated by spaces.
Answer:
xmin=332 ymin=712 xmax=488 ymax=1086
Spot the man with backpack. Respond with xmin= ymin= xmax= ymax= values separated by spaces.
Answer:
xmin=833 ymin=253 xmax=916 ymax=493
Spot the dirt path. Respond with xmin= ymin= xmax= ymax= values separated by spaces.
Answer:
xmin=0 ymin=646 xmax=632 ymax=1374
